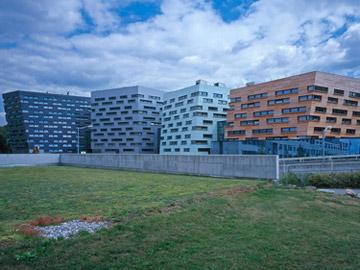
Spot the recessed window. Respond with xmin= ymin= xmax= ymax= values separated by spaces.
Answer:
xmin=252 ymin=128 xmax=273 ymax=134
xmin=326 ymin=117 xmax=337 ymax=123
xmin=267 ymin=117 xmax=288 ymax=124
xmin=282 ymin=107 xmax=306 ymax=114
xmin=344 ymin=99 xmax=358 ymax=106
xmin=327 ymin=97 xmax=338 ymax=104
xmin=275 ymin=88 xmax=298 ymax=96
xmin=248 ymin=92 xmax=267 ymax=100
xmin=235 ymin=113 xmax=247 ymax=119
xmin=281 ymin=127 xmax=297 ymax=133
xmin=349 ymin=91 xmax=360 ymax=99
xmin=342 ymin=118 xmax=352 ymax=125
xmin=253 ymin=110 xmax=273 ymax=117
xmin=268 ymin=98 xmax=290 ymax=106
xmin=332 ymin=109 xmax=347 ymax=116
xmin=315 ymin=107 xmax=326 ymax=113
xmin=241 ymin=102 xmax=261 ymax=109
xmin=307 ymin=85 xmax=328 ymax=93
xmin=334 ymin=89 xmax=344 ymax=96
xmin=298 ymin=115 xmax=320 ymax=122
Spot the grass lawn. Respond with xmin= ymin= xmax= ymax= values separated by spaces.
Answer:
xmin=1 ymin=166 xmax=360 ymax=269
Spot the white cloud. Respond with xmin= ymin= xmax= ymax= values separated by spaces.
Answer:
xmin=0 ymin=0 xmax=360 ymax=100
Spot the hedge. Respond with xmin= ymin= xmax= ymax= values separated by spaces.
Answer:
xmin=280 ymin=172 xmax=360 ymax=188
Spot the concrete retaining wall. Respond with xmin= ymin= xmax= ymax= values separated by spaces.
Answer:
xmin=0 ymin=154 xmax=60 ymax=167
xmin=59 ymin=154 xmax=279 ymax=180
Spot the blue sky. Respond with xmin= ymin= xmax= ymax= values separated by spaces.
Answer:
xmin=1 ymin=0 xmax=360 ymax=125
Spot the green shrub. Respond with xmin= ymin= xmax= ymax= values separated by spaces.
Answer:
xmin=306 ymin=173 xmax=334 ymax=188
xmin=304 ymin=172 xmax=360 ymax=188
xmin=281 ymin=171 xmax=360 ymax=188
xmin=280 ymin=173 xmax=302 ymax=186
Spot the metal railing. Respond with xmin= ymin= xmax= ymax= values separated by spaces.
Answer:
xmin=279 ymin=154 xmax=360 ymax=175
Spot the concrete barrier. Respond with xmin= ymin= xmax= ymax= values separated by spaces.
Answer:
xmin=0 ymin=154 xmax=60 ymax=167
xmin=60 ymin=154 xmax=279 ymax=180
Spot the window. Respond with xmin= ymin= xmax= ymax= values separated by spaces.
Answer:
xmin=315 ymin=107 xmax=326 ymax=113
xmin=331 ymin=128 xmax=341 ymax=133
xmin=267 ymin=117 xmax=288 ymax=123
xmin=342 ymin=118 xmax=352 ymax=125
xmin=248 ymin=92 xmax=267 ymax=100
xmin=203 ymin=98 xmax=213 ymax=103
xmin=208 ymin=106 xmax=218 ymax=111
xmin=307 ymin=85 xmax=328 ymax=93
xmin=268 ymin=98 xmax=290 ymax=105
xmin=326 ymin=117 xmax=336 ymax=123
xmin=314 ymin=127 xmax=325 ymax=132
xmin=253 ymin=110 xmax=273 ymax=117
xmin=281 ymin=127 xmax=297 ymax=133
xmin=241 ymin=102 xmax=260 ymax=109
xmin=298 ymin=115 xmax=320 ymax=122
xmin=349 ymin=91 xmax=360 ymax=99
xmin=213 ymin=93 xmax=223 ymax=98
xmin=346 ymin=129 xmax=356 ymax=135
xmin=218 ymin=100 xmax=227 ymax=105
xmin=178 ymin=95 xmax=187 ymax=101
xmin=353 ymin=111 xmax=360 ymax=117
xmin=240 ymin=120 xmax=259 ymax=126
xmin=190 ymin=105 xmax=203 ymax=111
xmin=252 ymin=128 xmax=273 ymax=134
xmin=334 ymin=89 xmax=344 ymax=96
xmin=175 ymin=102 xmax=184 ymax=107
xmin=275 ymin=88 xmax=298 ymax=96
xmin=228 ymin=130 xmax=245 ymax=135
xmin=282 ymin=106 xmax=306 ymax=114
xmin=230 ymin=97 xmax=242 ymax=102
xmin=327 ymin=97 xmax=338 ymax=104
xmin=344 ymin=99 xmax=358 ymax=106
xmin=298 ymin=95 xmax=322 ymax=101
xmin=234 ymin=113 xmax=247 ymax=119
xmin=332 ymin=109 xmax=347 ymax=116
xmin=191 ymin=91 xmax=208 ymax=97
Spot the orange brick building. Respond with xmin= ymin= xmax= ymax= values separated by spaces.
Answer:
xmin=226 ymin=71 xmax=360 ymax=140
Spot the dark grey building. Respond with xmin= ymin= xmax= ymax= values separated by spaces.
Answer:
xmin=3 ymin=90 xmax=91 ymax=153
xmin=91 ymin=86 xmax=164 ymax=153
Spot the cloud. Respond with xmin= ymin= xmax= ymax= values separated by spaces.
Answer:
xmin=0 ymin=0 xmax=360 ymax=110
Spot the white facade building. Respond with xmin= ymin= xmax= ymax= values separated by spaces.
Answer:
xmin=91 ymin=86 xmax=164 ymax=154
xmin=160 ymin=80 xmax=229 ymax=155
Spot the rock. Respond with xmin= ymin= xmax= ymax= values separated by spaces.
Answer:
xmin=286 ymin=184 xmax=297 ymax=189
xmin=304 ymin=186 xmax=317 ymax=191
xmin=36 ymin=220 xmax=109 ymax=239
xmin=357 ymin=193 xmax=360 ymax=199
xmin=317 ymin=189 xmax=335 ymax=194
xmin=345 ymin=189 xmax=356 ymax=197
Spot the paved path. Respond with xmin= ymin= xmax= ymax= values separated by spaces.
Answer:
xmin=317 ymin=188 xmax=360 ymax=195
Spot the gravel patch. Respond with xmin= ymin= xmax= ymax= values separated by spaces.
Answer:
xmin=37 ymin=220 xmax=109 ymax=239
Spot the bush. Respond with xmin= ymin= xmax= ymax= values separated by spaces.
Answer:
xmin=281 ymin=172 xmax=360 ymax=188
xmin=280 ymin=173 xmax=303 ymax=186
xmin=306 ymin=173 xmax=334 ymax=188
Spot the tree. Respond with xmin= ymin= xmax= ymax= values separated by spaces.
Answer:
xmin=0 ymin=125 xmax=11 ymax=153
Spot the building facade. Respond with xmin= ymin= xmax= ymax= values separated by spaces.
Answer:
xmin=211 ymin=138 xmax=352 ymax=158
xmin=160 ymin=80 xmax=229 ymax=154
xmin=3 ymin=90 xmax=91 ymax=153
xmin=91 ymin=86 xmax=163 ymax=154
xmin=226 ymin=71 xmax=360 ymax=140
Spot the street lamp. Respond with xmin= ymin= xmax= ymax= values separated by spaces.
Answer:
xmin=322 ymin=126 xmax=332 ymax=157
xmin=77 ymin=124 xmax=92 ymax=154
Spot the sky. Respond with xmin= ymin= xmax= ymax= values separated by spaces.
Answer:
xmin=1 ymin=0 xmax=360 ymax=125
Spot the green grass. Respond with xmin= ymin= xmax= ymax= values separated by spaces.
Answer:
xmin=1 ymin=166 xmax=360 ymax=269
